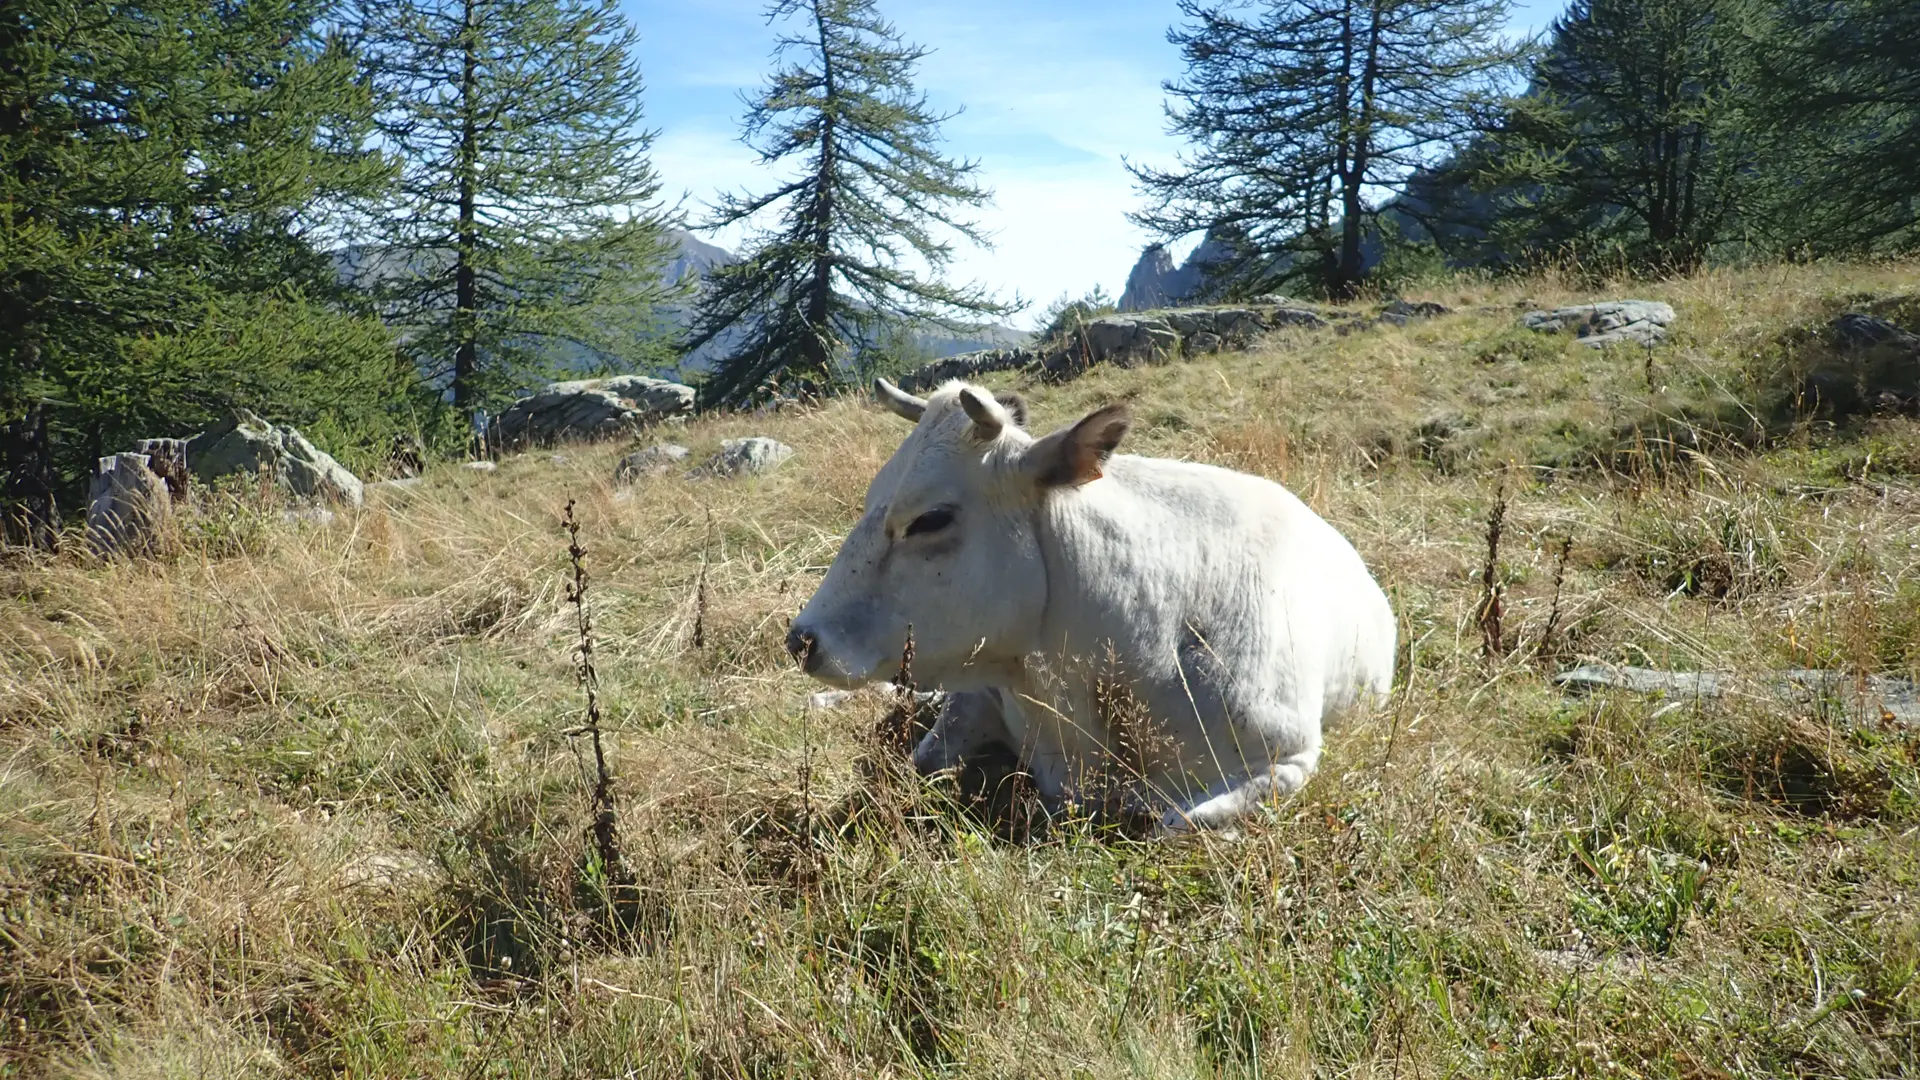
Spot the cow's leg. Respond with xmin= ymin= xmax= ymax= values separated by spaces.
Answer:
xmin=911 ymin=689 xmax=1013 ymax=775
xmin=1157 ymin=744 xmax=1321 ymax=834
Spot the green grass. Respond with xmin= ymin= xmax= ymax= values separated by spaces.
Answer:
xmin=4 ymin=259 xmax=1920 ymax=1077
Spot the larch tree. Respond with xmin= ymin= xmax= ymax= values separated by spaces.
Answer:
xmin=1474 ymin=0 xmax=1750 ymax=272
xmin=685 ymin=0 xmax=1016 ymax=410
xmin=1737 ymin=0 xmax=1920 ymax=254
xmin=1131 ymin=0 xmax=1524 ymax=301
xmin=352 ymin=0 xmax=679 ymax=410
xmin=0 ymin=0 xmax=390 ymax=544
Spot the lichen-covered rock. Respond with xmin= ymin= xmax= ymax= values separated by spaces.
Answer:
xmin=615 ymin=443 xmax=691 ymax=483
xmin=492 ymin=374 xmax=694 ymax=446
xmin=1523 ymin=300 xmax=1675 ymax=348
xmin=1379 ymin=300 xmax=1450 ymax=326
xmin=1081 ymin=315 xmax=1181 ymax=368
xmin=694 ymin=437 xmax=793 ymax=478
xmin=187 ymin=410 xmax=364 ymax=506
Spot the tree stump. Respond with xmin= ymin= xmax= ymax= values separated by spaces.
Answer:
xmin=134 ymin=438 xmax=190 ymax=502
xmin=87 ymin=453 xmax=171 ymax=557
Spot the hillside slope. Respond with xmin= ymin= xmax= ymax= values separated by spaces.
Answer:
xmin=4 ymin=261 xmax=1918 ymax=1078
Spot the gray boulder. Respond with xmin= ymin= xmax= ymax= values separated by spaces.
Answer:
xmin=1081 ymin=315 xmax=1181 ymax=368
xmin=1831 ymin=312 xmax=1920 ymax=352
xmin=1555 ymin=664 xmax=1918 ymax=727
xmin=1379 ymin=300 xmax=1451 ymax=326
xmin=1801 ymin=312 xmax=1920 ymax=415
xmin=187 ymin=411 xmax=364 ymax=506
xmin=492 ymin=374 xmax=694 ymax=446
xmin=694 ymin=437 xmax=794 ymax=478
xmin=615 ymin=443 xmax=691 ymax=483
xmin=1523 ymin=300 xmax=1675 ymax=348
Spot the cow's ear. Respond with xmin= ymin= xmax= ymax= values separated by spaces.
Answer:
xmin=1023 ymin=403 xmax=1130 ymax=488
xmin=875 ymin=377 xmax=926 ymax=422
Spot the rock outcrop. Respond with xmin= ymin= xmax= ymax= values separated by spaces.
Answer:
xmin=896 ymin=348 xmax=1039 ymax=393
xmin=694 ymin=437 xmax=793 ymax=478
xmin=614 ymin=443 xmax=691 ymax=482
xmin=1801 ymin=311 xmax=1920 ymax=416
xmin=1522 ymin=300 xmax=1675 ymax=348
xmin=1555 ymin=664 xmax=1919 ymax=727
xmin=187 ymin=411 xmax=364 ymax=506
xmin=897 ymin=303 xmax=1334 ymax=390
xmin=492 ymin=374 xmax=694 ymax=446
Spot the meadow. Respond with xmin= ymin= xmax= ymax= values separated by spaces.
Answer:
xmin=4 ymin=260 xmax=1918 ymax=1078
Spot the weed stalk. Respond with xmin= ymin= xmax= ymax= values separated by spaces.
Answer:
xmin=1478 ymin=478 xmax=1509 ymax=660
xmin=1535 ymin=534 xmax=1574 ymax=664
xmin=562 ymin=499 xmax=637 ymax=922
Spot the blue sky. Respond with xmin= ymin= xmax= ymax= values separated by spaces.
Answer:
xmin=626 ymin=0 xmax=1569 ymax=330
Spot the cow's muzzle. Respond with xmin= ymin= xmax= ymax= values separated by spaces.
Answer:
xmin=785 ymin=623 xmax=822 ymax=674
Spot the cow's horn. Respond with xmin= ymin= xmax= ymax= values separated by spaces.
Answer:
xmin=959 ymin=388 xmax=1003 ymax=439
xmin=874 ymin=377 xmax=926 ymax=422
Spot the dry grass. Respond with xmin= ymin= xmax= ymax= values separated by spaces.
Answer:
xmin=4 ymin=259 xmax=1920 ymax=1078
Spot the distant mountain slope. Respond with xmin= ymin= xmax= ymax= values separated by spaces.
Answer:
xmin=336 ymin=230 xmax=1025 ymax=378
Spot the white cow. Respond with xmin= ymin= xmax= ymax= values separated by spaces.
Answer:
xmin=785 ymin=378 xmax=1396 ymax=832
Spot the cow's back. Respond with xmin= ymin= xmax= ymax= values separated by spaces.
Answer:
xmin=1032 ymin=453 xmax=1394 ymax=758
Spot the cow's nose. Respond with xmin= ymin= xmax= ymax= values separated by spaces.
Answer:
xmin=785 ymin=624 xmax=820 ymax=673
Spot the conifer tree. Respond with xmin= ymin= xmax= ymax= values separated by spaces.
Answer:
xmin=1739 ymin=0 xmax=1920 ymax=254
xmin=1474 ymin=0 xmax=1750 ymax=272
xmin=352 ymin=0 xmax=678 ymax=409
xmin=1131 ymin=0 xmax=1523 ymax=300
xmin=1 ymin=0 xmax=388 ymax=542
xmin=685 ymin=0 xmax=1016 ymax=410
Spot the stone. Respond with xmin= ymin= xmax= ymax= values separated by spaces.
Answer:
xmin=614 ymin=443 xmax=691 ymax=483
xmin=187 ymin=411 xmax=364 ymax=506
xmin=463 ymin=460 xmax=497 ymax=472
xmin=694 ymin=437 xmax=793 ymax=478
xmin=1831 ymin=313 xmax=1920 ymax=352
xmin=491 ymin=374 xmax=695 ymax=447
xmin=1801 ymin=312 xmax=1920 ymax=416
xmin=1554 ymin=664 xmax=1920 ymax=727
xmin=897 ymin=348 xmax=1037 ymax=393
xmin=1079 ymin=315 xmax=1180 ymax=368
xmin=87 ymin=453 xmax=171 ymax=557
xmin=1379 ymin=299 xmax=1451 ymax=326
xmin=280 ymin=507 xmax=336 ymax=527
xmin=1522 ymin=300 xmax=1675 ymax=348
xmin=1188 ymin=331 xmax=1223 ymax=353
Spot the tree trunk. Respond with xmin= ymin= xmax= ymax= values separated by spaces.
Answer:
xmin=804 ymin=0 xmax=837 ymax=383
xmin=2 ymin=398 xmax=58 ymax=550
xmin=1337 ymin=0 xmax=1385 ymax=301
xmin=1332 ymin=0 xmax=1357 ymax=300
xmin=87 ymin=452 xmax=170 ymax=558
xmin=452 ymin=0 xmax=481 ymax=408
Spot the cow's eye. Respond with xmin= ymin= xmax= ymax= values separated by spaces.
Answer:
xmin=904 ymin=507 xmax=955 ymax=537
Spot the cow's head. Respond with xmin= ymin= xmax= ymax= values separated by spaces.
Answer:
xmin=785 ymin=377 xmax=1131 ymax=689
